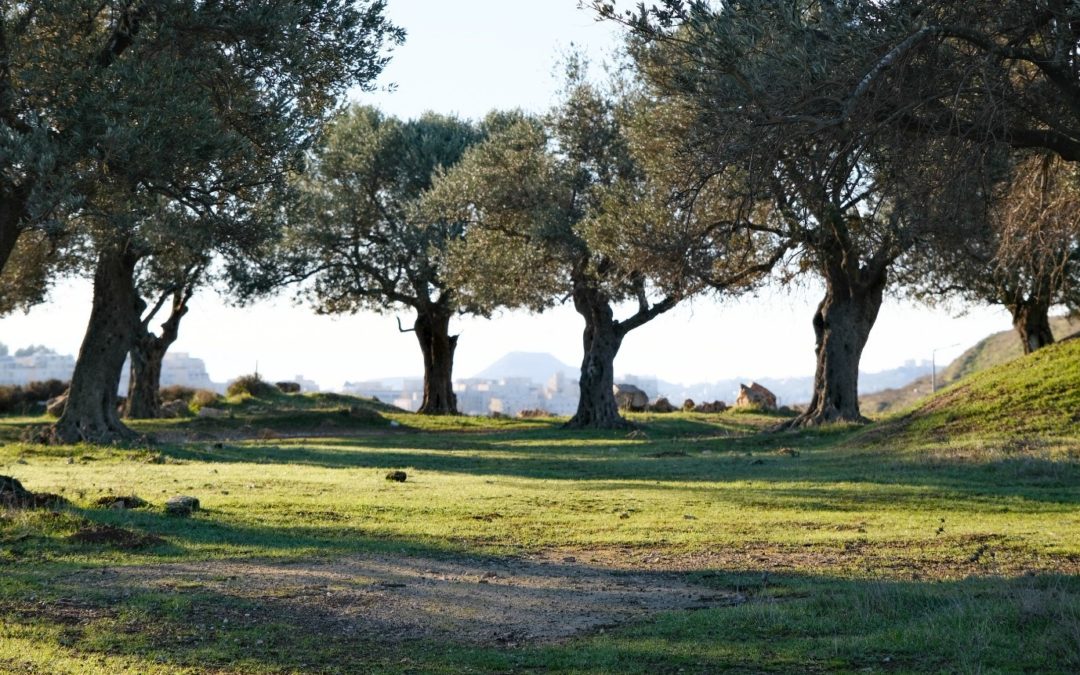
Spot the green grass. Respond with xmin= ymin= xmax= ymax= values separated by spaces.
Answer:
xmin=0 ymin=369 xmax=1078 ymax=673
xmin=870 ymin=337 xmax=1080 ymax=442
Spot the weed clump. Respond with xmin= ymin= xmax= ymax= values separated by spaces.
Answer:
xmin=227 ymin=374 xmax=279 ymax=399
xmin=190 ymin=389 xmax=221 ymax=410
xmin=0 ymin=379 xmax=68 ymax=415
xmin=159 ymin=385 xmax=197 ymax=403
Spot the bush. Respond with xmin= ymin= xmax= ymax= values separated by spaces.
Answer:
xmin=160 ymin=385 xmax=197 ymax=403
xmin=517 ymin=409 xmax=552 ymax=418
xmin=190 ymin=389 xmax=221 ymax=410
xmin=0 ymin=379 xmax=68 ymax=415
xmin=226 ymin=374 xmax=279 ymax=398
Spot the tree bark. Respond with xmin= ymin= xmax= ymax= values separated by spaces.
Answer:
xmin=124 ymin=337 xmax=168 ymax=419
xmin=784 ymin=264 xmax=887 ymax=428
xmin=414 ymin=309 xmax=458 ymax=415
xmin=52 ymin=244 xmax=143 ymax=444
xmin=124 ymin=288 xmax=190 ymax=419
xmin=1011 ymin=300 xmax=1055 ymax=354
xmin=565 ymin=285 xmax=630 ymax=430
xmin=0 ymin=189 xmax=26 ymax=277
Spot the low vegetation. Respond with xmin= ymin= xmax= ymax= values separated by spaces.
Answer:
xmin=0 ymin=342 xmax=1077 ymax=673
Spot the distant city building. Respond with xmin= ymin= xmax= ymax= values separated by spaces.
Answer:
xmin=0 ymin=345 xmax=76 ymax=385
xmin=291 ymin=375 xmax=320 ymax=392
xmin=0 ymin=343 xmax=225 ymax=393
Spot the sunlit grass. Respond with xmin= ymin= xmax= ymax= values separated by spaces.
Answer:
xmin=1 ymin=351 xmax=1078 ymax=673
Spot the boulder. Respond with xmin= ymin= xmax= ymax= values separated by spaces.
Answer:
xmin=613 ymin=384 xmax=649 ymax=411
xmin=648 ymin=397 xmax=677 ymax=413
xmin=197 ymin=406 xmax=227 ymax=419
xmin=735 ymin=382 xmax=777 ymax=410
xmin=165 ymin=495 xmax=200 ymax=517
xmin=276 ymin=381 xmax=301 ymax=394
xmin=45 ymin=394 xmax=68 ymax=418
xmin=160 ymin=399 xmax=192 ymax=419
xmin=694 ymin=400 xmax=728 ymax=414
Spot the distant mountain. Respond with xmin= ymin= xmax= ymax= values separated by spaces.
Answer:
xmin=860 ymin=314 xmax=1080 ymax=415
xmin=472 ymin=351 xmax=578 ymax=383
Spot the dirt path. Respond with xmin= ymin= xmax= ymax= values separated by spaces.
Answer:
xmin=70 ymin=552 xmax=742 ymax=646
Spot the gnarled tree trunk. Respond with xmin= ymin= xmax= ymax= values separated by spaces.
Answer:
xmin=0 ymin=189 xmax=26 ymax=276
xmin=125 ymin=339 xmax=167 ymax=419
xmin=124 ymin=289 xmax=190 ymax=419
xmin=414 ymin=309 xmax=458 ymax=415
xmin=784 ymin=263 xmax=887 ymax=428
xmin=1011 ymin=299 xmax=1055 ymax=354
xmin=52 ymin=244 xmax=143 ymax=444
xmin=565 ymin=285 xmax=628 ymax=430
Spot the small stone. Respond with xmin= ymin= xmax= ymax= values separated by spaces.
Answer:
xmin=683 ymin=514 xmax=697 ymax=520
xmin=385 ymin=471 xmax=407 ymax=482
xmin=165 ymin=495 xmax=200 ymax=517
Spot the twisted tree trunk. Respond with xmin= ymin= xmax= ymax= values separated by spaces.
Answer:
xmin=565 ymin=284 xmax=628 ymax=430
xmin=124 ymin=288 xmax=190 ymax=419
xmin=52 ymin=244 xmax=143 ymax=444
xmin=783 ymin=261 xmax=887 ymax=428
xmin=1010 ymin=299 xmax=1055 ymax=354
xmin=414 ymin=309 xmax=458 ymax=415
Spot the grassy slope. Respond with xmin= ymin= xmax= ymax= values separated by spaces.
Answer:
xmin=868 ymin=335 xmax=1080 ymax=443
xmin=861 ymin=314 xmax=1080 ymax=415
xmin=0 ymin=390 xmax=1077 ymax=673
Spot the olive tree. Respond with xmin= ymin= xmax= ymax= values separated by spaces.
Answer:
xmin=909 ymin=152 xmax=1080 ymax=353
xmin=597 ymin=0 xmax=983 ymax=427
xmin=47 ymin=1 xmax=402 ymax=443
xmin=278 ymin=107 xmax=483 ymax=415
xmin=425 ymin=79 xmax=769 ymax=429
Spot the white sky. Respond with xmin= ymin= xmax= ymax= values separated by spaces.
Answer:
xmin=0 ymin=0 xmax=1015 ymax=388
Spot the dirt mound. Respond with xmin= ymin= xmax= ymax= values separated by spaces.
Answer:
xmin=67 ymin=525 xmax=165 ymax=549
xmin=93 ymin=495 xmax=149 ymax=510
xmin=75 ymin=552 xmax=742 ymax=645
xmin=0 ymin=475 xmax=68 ymax=509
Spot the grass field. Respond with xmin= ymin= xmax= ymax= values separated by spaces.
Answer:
xmin=1 ymin=343 xmax=1078 ymax=673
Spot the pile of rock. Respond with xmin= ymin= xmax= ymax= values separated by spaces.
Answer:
xmin=694 ymin=400 xmax=728 ymax=413
xmin=735 ymin=382 xmax=777 ymax=411
xmin=648 ymin=397 xmax=677 ymax=413
xmin=613 ymin=384 xmax=649 ymax=412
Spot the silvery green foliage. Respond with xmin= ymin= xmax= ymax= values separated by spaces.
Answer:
xmin=0 ymin=0 xmax=403 ymax=311
xmin=285 ymin=106 xmax=483 ymax=317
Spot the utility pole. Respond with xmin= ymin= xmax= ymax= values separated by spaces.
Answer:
xmin=931 ymin=344 xmax=960 ymax=393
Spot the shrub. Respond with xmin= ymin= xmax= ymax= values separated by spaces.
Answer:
xmin=190 ymin=389 xmax=221 ymax=410
xmin=0 ymin=379 xmax=68 ymax=415
xmin=160 ymin=385 xmax=197 ymax=403
xmin=226 ymin=374 xmax=279 ymax=398
xmin=517 ymin=409 xmax=552 ymax=418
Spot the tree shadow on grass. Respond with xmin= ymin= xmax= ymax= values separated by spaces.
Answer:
xmin=2 ymin=536 xmax=1078 ymax=674
xmin=127 ymin=423 xmax=1080 ymax=509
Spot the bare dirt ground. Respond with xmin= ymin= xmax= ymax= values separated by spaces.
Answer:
xmin=65 ymin=552 xmax=743 ymax=646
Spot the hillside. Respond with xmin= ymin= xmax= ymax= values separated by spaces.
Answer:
xmin=866 ymin=336 xmax=1080 ymax=441
xmin=860 ymin=315 xmax=1080 ymax=414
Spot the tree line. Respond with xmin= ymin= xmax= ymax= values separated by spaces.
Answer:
xmin=0 ymin=1 xmax=1077 ymax=442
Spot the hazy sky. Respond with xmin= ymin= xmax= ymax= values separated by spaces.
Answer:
xmin=0 ymin=0 xmax=1016 ymax=388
